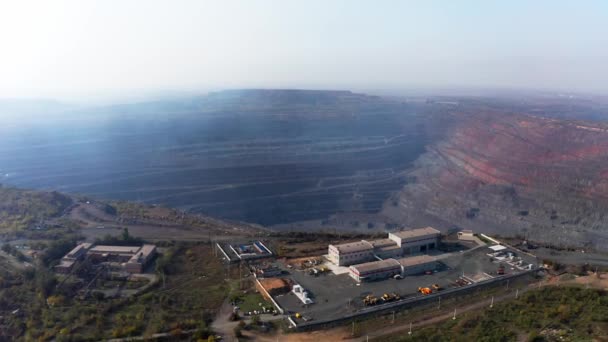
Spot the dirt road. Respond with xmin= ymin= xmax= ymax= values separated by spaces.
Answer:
xmin=67 ymin=201 xmax=256 ymax=242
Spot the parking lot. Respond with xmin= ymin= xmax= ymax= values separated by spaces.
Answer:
xmin=271 ymin=245 xmax=538 ymax=322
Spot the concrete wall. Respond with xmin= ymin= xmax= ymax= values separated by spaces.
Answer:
xmin=401 ymin=261 xmax=437 ymax=276
xmin=349 ymin=265 xmax=402 ymax=282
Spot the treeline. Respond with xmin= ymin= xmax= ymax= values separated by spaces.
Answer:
xmin=94 ymin=228 xmax=143 ymax=246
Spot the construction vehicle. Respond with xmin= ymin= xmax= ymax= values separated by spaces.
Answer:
xmin=391 ymin=292 xmax=401 ymax=300
xmin=363 ymin=295 xmax=378 ymax=306
xmin=295 ymin=313 xmax=302 ymax=319
xmin=432 ymin=284 xmax=442 ymax=291
xmin=455 ymin=278 xmax=470 ymax=287
xmin=381 ymin=293 xmax=394 ymax=302
xmin=497 ymin=265 xmax=505 ymax=275
xmin=418 ymin=287 xmax=432 ymax=295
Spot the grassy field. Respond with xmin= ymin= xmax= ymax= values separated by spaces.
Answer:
xmin=380 ymin=286 xmax=608 ymax=341
xmin=234 ymin=292 xmax=270 ymax=313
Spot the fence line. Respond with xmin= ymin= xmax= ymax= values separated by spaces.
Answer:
xmin=254 ymin=276 xmax=285 ymax=315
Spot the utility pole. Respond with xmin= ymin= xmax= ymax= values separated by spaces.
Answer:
xmin=515 ymin=288 xmax=519 ymax=299
xmin=452 ymin=308 xmax=457 ymax=320
xmin=438 ymin=296 xmax=441 ymax=309
xmin=490 ymin=296 xmax=494 ymax=308
xmin=506 ymin=279 xmax=510 ymax=289
xmin=391 ymin=311 xmax=395 ymax=324
xmin=408 ymin=322 xmax=412 ymax=335
xmin=352 ymin=321 xmax=355 ymax=337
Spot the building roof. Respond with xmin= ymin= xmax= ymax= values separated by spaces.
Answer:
xmin=331 ymin=241 xmax=373 ymax=254
xmin=127 ymin=244 xmax=157 ymax=264
xmin=55 ymin=259 xmax=75 ymax=269
xmin=89 ymin=245 xmax=142 ymax=254
xmin=349 ymin=259 xmax=401 ymax=275
xmin=366 ymin=238 xmax=397 ymax=248
xmin=390 ymin=227 xmax=440 ymax=240
xmin=65 ymin=242 xmax=92 ymax=258
xmin=396 ymin=254 xmax=436 ymax=267
xmin=377 ymin=244 xmax=402 ymax=252
xmin=488 ymin=245 xmax=507 ymax=252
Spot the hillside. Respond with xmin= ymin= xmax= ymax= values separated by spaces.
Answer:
xmin=4 ymin=91 xmax=608 ymax=249
xmin=0 ymin=186 xmax=72 ymax=233
xmin=384 ymin=102 xmax=608 ymax=250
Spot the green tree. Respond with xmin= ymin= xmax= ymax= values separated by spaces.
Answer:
xmin=121 ymin=228 xmax=131 ymax=241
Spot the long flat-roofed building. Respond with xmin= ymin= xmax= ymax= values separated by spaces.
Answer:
xmin=349 ymin=259 xmax=401 ymax=282
xmin=124 ymin=244 xmax=157 ymax=273
xmin=54 ymin=242 xmax=93 ymax=274
xmin=388 ymin=227 xmax=440 ymax=255
xmin=396 ymin=254 xmax=437 ymax=275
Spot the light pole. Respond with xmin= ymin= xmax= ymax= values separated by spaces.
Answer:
xmin=452 ymin=308 xmax=457 ymax=320
xmin=408 ymin=322 xmax=412 ymax=335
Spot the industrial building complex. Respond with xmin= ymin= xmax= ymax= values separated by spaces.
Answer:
xmin=55 ymin=242 xmax=157 ymax=274
xmin=220 ymin=227 xmax=540 ymax=330
xmin=328 ymin=227 xmax=440 ymax=266
xmin=326 ymin=227 xmax=441 ymax=282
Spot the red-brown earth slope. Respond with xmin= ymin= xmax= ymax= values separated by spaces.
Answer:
xmin=383 ymin=110 xmax=608 ymax=250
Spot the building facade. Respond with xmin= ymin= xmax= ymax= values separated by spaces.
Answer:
xmin=348 ymin=259 xmax=402 ymax=282
xmin=388 ymin=227 xmax=440 ymax=255
xmin=328 ymin=241 xmax=374 ymax=266
xmin=348 ymin=255 xmax=438 ymax=282
xmin=396 ymin=255 xmax=437 ymax=276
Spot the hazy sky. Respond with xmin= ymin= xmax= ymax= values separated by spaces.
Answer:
xmin=1 ymin=0 xmax=607 ymax=101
